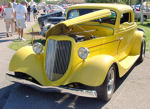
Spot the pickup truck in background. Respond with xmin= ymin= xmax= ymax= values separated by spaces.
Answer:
xmin=134 ymin=9 xmax=150 ymax=21
xmin=134 ymin=2 xmax=150 ymax=21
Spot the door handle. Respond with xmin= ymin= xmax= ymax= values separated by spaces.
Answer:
xmin=118 ymin=37 xmax=124 ymax=40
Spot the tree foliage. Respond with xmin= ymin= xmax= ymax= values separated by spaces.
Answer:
xmin=26 ymin=0 xmax=31 ymax=3
xmin=34 ymin=0 xmax=42 ymax=3
xmin=85 ymin=0 xmax=150 ymax=5
xmin=85 ymin=0 xmax=113 ymax=3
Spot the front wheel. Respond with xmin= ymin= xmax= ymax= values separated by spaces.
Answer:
xmin=95 ymin=65 xmax=116 ymax=101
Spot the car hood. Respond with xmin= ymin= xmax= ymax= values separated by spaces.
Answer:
xmin=46 ymin=9 xmax=111 ymax=38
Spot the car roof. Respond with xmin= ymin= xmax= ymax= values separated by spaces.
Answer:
xmin=69 ymin=3 xmax=133 ymax=13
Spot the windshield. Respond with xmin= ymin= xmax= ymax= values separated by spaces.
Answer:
xmin=67 ymin=9 xmax=116 ymax=25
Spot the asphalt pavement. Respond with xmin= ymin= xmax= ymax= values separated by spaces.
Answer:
xmin=0 ymin=18 xmax=150 ymax=109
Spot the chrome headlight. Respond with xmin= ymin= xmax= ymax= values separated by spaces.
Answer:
xmin=78 ymin=47 xmax=89 ymax=60
xmin=33 ymin=42 xmax=43 ymax=54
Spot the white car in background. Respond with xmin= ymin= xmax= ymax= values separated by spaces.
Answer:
xmin=50 ymin=5 xmax=65 ymax=14
xmin=133 ymin=2 xmax=150 ymax=21
xmin=37 ymin=2 xmax=46 ymax=10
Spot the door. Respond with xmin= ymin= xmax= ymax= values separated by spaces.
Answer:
xmin=116 ymin=12 xmax=136 ymax=61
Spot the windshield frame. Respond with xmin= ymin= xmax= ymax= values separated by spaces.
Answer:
xmin=66 ymin=8 xmax=117 ymax=25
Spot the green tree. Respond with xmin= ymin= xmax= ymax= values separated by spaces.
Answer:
xmin=85 ymin=0 xmax=150 ymax=4
xmin=26 ymin=0 xmax=31 ymax=3
xmin=85 ymin=0 xmax=113 ymax=3
xmin=33 ymin=0 xmax=41 ymax=3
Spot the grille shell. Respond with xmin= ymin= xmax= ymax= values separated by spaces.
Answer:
xmin=46 ymin=39 xmax=72 ymax=81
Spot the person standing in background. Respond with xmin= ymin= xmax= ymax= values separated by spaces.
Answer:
xmin=12 ymin=0 xmax=17 ymax=32
xmin=27 ymin=5 xmax=31 ymax=22
xmin=43 ymin=6 xmax=46 ymax=13
xmin=12 ymin=0 xmax=17 ymax=9
xmin=3 ymin=2 xmax=15 ymax=37
xmin=32 ymin=5 xmax=37 ymax=21
xmin=15 ymin=0 xmax=27 ymax=41
xmin=45 ymin=5 xmax=49 ymax=14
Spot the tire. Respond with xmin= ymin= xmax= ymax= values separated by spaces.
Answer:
xmin=138 ymin=38 xmax=146 ymax=62
xmin=138 ymin=16 xmax=147 ymax=21
xmin=143 ymin=16 xmax=147 ymax=21
xmin=95 ymin=64 xmax=116 ymax=101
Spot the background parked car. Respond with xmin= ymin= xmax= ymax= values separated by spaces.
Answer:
xmin=40 ymin=16 xmax=65 ymax=36
xmin=133 ymin=2 xmax=150 ymax=21
xmin=38 ymin=5 xmax=66 ymax=36
xmin=38 ymin=11 xmax=65 ymax=36
xmin=0 ymin=5 xmax=7 ymax=18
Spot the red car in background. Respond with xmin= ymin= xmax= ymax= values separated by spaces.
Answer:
xmin=0 ymin=7 xmax=2 ymax=13
xmin=0 ymin=5 xmax=7 ymax=18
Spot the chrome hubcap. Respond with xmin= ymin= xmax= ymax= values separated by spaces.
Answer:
xmin=107 ymin=67 xmax=115 ymax=96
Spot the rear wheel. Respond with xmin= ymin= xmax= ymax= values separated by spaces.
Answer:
xmin=95 ymin=65 xmax=116 ymax=101
xmin=138 ymin=38 xmax=146 ymax=62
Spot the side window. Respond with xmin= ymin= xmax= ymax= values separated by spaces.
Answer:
xmin=100 ymin=11 xmax=117 ymax=25
xmin=120 ymin=13 xmax=131 ymax=24
xmin=67 ymin=9 xmax=98 ymax=19
xmin=68 ymin=10 xmax=79 ymax=19
xmin=93 ymin=11 xmax=117 ymax=25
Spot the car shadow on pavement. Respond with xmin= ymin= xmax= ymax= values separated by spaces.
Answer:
xmin=0 ymin=32 xmax=15 ymax=42
xmin=0 ymin=36 xmax=6 ymax=38
xmin=3 ymin=84 xmax=107 ymax=109
xmin=0 ymin=32 xmax=6 ymax=38
xmin=0 ymin=39 xmax=15 ymax=43
xmin=0 ymin=84 xmax=16 ymax=109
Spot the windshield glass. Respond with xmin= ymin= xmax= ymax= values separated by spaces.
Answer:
xmin=67 ymin=9 xmax=116 ymax=25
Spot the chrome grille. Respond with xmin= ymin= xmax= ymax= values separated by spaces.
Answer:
xmin=46 ymin=39 xmax=71 ymax=81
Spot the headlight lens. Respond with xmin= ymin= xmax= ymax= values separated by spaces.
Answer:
xmin=78 ymin=47 xmax=89 ymax=60
xmin=33 ymin=42 xmax=43 ymax=54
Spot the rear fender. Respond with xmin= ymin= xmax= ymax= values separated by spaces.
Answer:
xmin=9 ymin=46 xmax=47 ymax=85
xmin=65 ymin=55 xmax=118 ymax=87
xmin=130 ymin=30 xmax=144 ymax=55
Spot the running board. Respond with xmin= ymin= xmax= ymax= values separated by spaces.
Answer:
xmin=118 ymin=55 xmax=139 ymax=77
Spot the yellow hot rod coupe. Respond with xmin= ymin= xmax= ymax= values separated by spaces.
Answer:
xmin=7 ymin=3 xmax=146 ymax=101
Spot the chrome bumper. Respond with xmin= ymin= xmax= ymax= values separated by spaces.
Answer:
xmin=6 ymin=73 xmax=97 ymax=98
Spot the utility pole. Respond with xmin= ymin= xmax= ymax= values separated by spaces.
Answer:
xmin=140 ymin=0 xmax=144 ymax=25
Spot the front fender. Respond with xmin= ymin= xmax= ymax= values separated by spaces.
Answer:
xmin=9 ymin=46 xmax=47 ymax=85
xmin=65 ymin=55 xmax=118 ymax=87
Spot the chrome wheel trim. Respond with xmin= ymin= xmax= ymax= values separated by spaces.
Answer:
xmin=107 ymin=67 xmax=115 ymax=97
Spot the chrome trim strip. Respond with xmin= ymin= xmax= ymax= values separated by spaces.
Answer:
xmin=6 ymin=73 xmax=97 ymax=98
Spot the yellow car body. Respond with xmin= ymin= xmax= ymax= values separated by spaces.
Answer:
xmin=7 ymin=3 xmax=145 ymax=101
